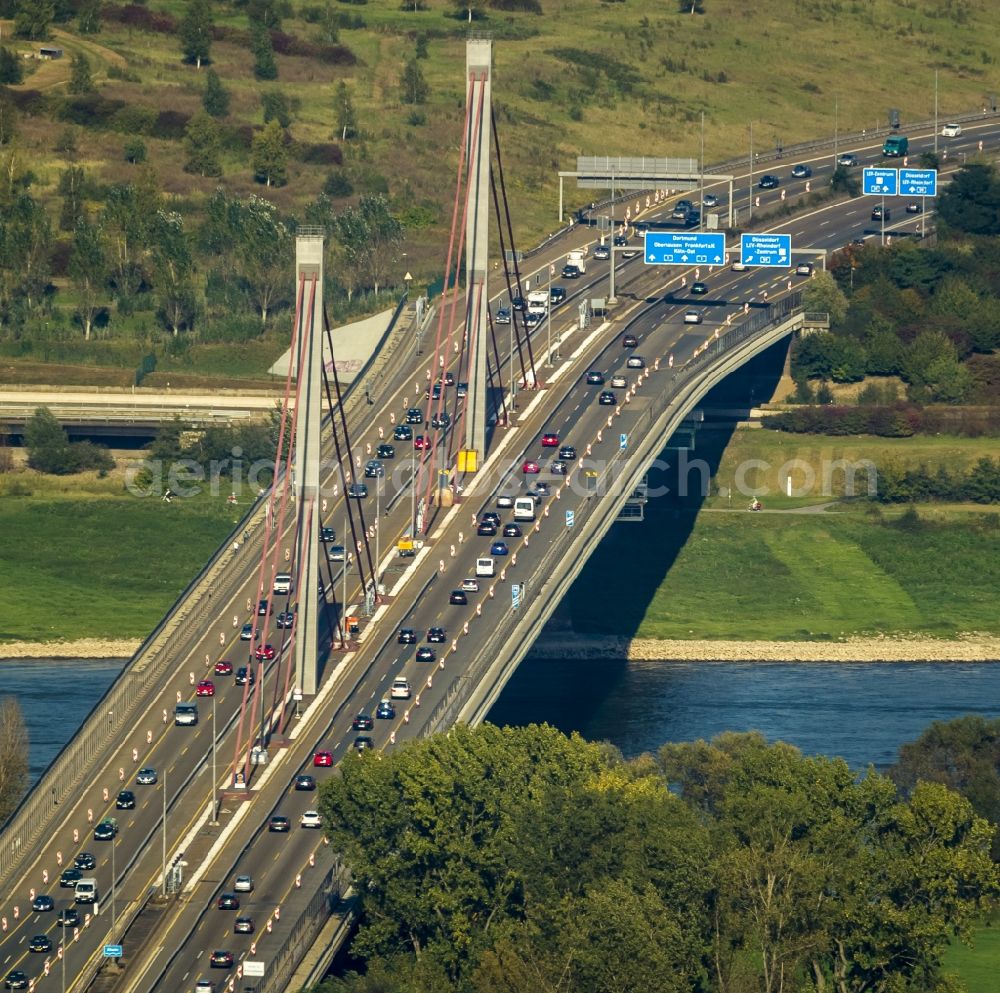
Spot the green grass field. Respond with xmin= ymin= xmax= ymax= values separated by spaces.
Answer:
xmin=944 ymin=915 xmax=1000 ymax=993
xmin=0 ymin=474 xmax=237 ymax=644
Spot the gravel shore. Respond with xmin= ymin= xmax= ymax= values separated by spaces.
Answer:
xmin=0 ymin=639 xmax=141 ymax=661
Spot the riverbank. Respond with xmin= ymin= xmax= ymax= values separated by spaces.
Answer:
xmin=0 ymin=638 xmax=140 ymax=660
xmin=528 ymin=633 xmax=1000 ymax=663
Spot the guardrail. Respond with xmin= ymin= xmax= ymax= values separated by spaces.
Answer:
xmin=0 ymin=294 xmax=416 ymax=892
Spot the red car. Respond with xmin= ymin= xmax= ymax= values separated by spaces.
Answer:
xmin=255 ymin=644 xmax=276 ymax=662
xmin=414 ymin=435 xmax=429 ymax=450
xmin=196 ymin=680 xmax=215 ymax=697
xmin=313 ymin=750 xmax=333 ymax=767
xmin=522 ymin=460 xmax=541 ymax=474
xmin=541 ymin=433 xmax=560 ymax=447
xmin=214 ymin=660 xmax=233 ymax=676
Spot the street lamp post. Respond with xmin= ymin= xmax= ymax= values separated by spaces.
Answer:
xmin=160 ymin=766 xmax=167 ymax=898
xmin=545 ymin=264 xmax=553 ymax=367
xmin=699 ymin=110 xmax=705 ymax=231
xmin=375 ymin=475 xmax=382 ymax=589
xmin=210 ymin=694 xmax=218 ymax=825
xmin=933 ymin=70 xmax=939 ymax=158
xmin=748 ymin=121 xmax=754 ymax=220
xmin=111 ymin=835 xmax=116 ymax=936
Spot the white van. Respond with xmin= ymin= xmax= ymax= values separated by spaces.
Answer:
xmin=526 ymin=290 xmax=549 ymax=315
xmin=75 ymin=878 xmax=99 ymax=904
xmin=273 ymin=572 xmax=292 ymax=595
xmin=476 ymin=557 xmax=495 ymax=578
xmin=513 ymin=497 xmax=536 ymax=522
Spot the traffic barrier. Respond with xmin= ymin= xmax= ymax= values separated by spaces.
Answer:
xmin=309 ymin=851 xmax=315 ymax=867
xmin=87 ymin=808 xmax=93 ymax=823
xmin=426 ymin=674 xmax=433 ymax=688
xmin=119 ymin=767 xmax=124 ymax=781
xmin=132 ymin=747 xmax=138 ymax=763
xmin=162 ymin=709 xmax=168 ymax=724
xmin=414 ymin=694 xmax=421 ymax=707
xmin=295 ymin=874 xmax=301 ymax=888
xmin=147 ymin=729 xmax=152 ymax=743
xmin=42 ymin=869 xmax=48 ymax=883
xmin=29 ymin=888 xmax=34 ymax=902
xmin=13 ymin=906 xmax=18 ymax=919
xmin=72 ymin=829 xmax=78 ymax=844
xmin=390 ymin=731 xmax=396 ymax=745
xmin=102 ymin=788 xmax=109 ymax=803
xmin=462 ymin=621 xmax=469 ymax=635
xmin=176 ymin=691 xmax=181 ymax=703
xmin=476 ymin=603 xmax=482 ymax=616
xmin=404 ymin=710 xmax=410 ymax=724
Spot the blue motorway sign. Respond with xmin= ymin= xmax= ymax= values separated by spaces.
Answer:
xmin=511 ymin=583 xmax=521 ymax=609
xmin=740 ymin=233 xmax=792 ymax=268
xmin=104 ymin=945 xmax=123 ymax=958
xmin=644 ymin=231 xmax=725 ymax=266
xmin=862 ymin=167 xmax=899 ymax=196
xmin=619 ymin=433 xmax=628 ymax=450
xmin=565 ymin=509 xmax=575 ymax=529
xmin=899 ymin=168 xmax=938 ymax=197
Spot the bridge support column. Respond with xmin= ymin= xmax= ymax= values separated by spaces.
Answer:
xmin=293 ymin=232 xmax=325 ymax=696
xmin=463 ymin=39 xmax=492 ymax=461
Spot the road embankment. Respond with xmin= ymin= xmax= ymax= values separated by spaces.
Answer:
xmin=0 ymin=638 xmax=140 ymax=660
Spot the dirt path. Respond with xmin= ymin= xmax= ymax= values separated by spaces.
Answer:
xmin=0 ymin=638 xmax=140 ymax=660
xmin=4 ymin=25 xmax=127 ymax=91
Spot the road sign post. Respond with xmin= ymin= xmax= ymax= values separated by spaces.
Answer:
xmin=739 ymin=233 xmax=792 ymax=267
xmin=643 ymin=231 xmax=725 ymax=266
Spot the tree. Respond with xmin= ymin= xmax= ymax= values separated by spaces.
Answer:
xmin=0 ymin=698 xmax=28 ymax=824
xmin=938 ymin=162 xmax=1000 ymax=236
xmin=400 ymin=58 xmax=428 ymax=104
xmin=260 ymin=89 xmax=292 ymax=127
xmin=202 ymin=68 xmax=230 ymax=118
xmin=123 ymin=136 xmax=146 ymax=164
xmin=184 ymin=111 xmax=223 ymax=177
xmin=901 ymin=329 xmax=957 ymax=388
xmin=0 ymin=46 xmax=24 ymax=84
xmin=0 ymin=193 xmax=50 ymax=314
xmin=830 ymin=163 xmax=860 ymax=197
xmin=250 ymin=22 xmax=278 ymax=81
xmin=333 ymin=80 xmax=356 ymax=141
xmin=251 ymin=120 xmax=287 ymax=187
xmin=67 ymin=52 xmax=95 ymax=95
xmin=150 ymin=211 xmax=197 ymax=335
xmin=57 ymin=165 xmax=86 ymax=232
xmin=24 ymin=406 xmax=73 ymax=472
xmin=801 ymin=268 xmax=848 ymax=324
xmin=101 ymin=181 xmax=156 ymax=310
xmin=0 ymin=90 xmax=17 ymax=147
xmin=69 ymin=218 xmax=107 ymax=341
xmin=451 ymin=0 xmax=486 ymax=21
xmin=14 ymin=0 xmax=54 ymax=39
xmin=76 ymin=0 xmax=100 ymax=33
xmin=179 ymin=0 xmax=213 ymax=68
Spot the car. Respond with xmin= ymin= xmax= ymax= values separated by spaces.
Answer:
xmin=426 ymin=382 xmax=443 ymax=400
xmin=136 ymin=767 xmax=157 ymax=785
xmin=731 ymin=259 xmax=748 ymax=271
xmin=852 ymin=236 xmax=867 ymax=245
xmin=352 ymin=712 xmax=374 ymax=731
xmin=599 ymin=391 xmax=618 ymax=405
xmin=313 ymin=750 xmax=333 ymax=767
xmin=196 ymin=680 xmax=215 ymax=697
xmin=449 ymin=589 xmax=468 ymax=605
xmin=301 ymin=810 xmax=323 ymax=829
xmin=94 ymin=818 xmax=118 ymax=841
xmin=791 ymin=164 xmax=813 ymax=178
xmin=702 ymin=192 xmax=720 ymax=208
xmin=456 ymin=382 xmax=468 ymax=398
xmin=496 ymin=493 xmax=514 ymax=508
xmin=354 ymin=735 xmax=375 ymax=752
xmin=585 ymin=370 xmax=605 ymax=385
xmin=60 ymin=867 xmax=82 ymax=887
xmin=494 ymin=306 xmax=511 ymax=325
xmin=116 ymin=789 xmax=136 ymax=809
xmin=541 ymin=432 xmax=560 ymax=447
xmin=430 ymin=412 xmax=451 ymax=430
xmin=405 ymin=407 xmax=423 ymax=424
xmin=531 ymin=481 xmax=551 ymax=497
xmin=477 ymin=520 xmax=497 ymax=536
xmin=214 ymin=660 xmax=233 ymax=676
xmin=363 ymin=460 xmax=384 ymax=478
xmin=257 ymin=598 xmax=271 ymax=617
xmin=326 ymin=544 xmax=346 ymax=563
xmin=218 ymin=892 xmax=240 ymax=910
xmin=413 ymin=435 xmax=429 ymax=451
xmin=397 ymin=627 xmax=417 ymax=644
xmin=239 ymin=622 xmax=256 ymax=641
xmin=550 ymin=461 xmax=568 ymax=475
xmin=255 ymin=644 xmax=276 ymax=662
xmin=871 ymin=205 xmax=891 ymax=221
xmin=758 ymin=174 xmax=780 ymax=189
xmin=610 ymin=374 xmax=627 ymax=388
xmin=626 ymin=355 xmax=646 ymax=369
xmin=210 ymin=951 xmax=234 ymax=969
xmin=622 ymin=333 xmax=638 ymax=347
xmin=561 ymin=264 xmax=582 ymax=279
xmin=523 ymin=311 xmax=542 ymax=329
xmin=441 ymin=371 xmax=455 ymax=386
xmin=393 ymin=424 xmax=413 ymax=441
xmin=276 ymin=610 xmax=295 ymax=629
xmin=691 ymin=281 xmax=708 ymax=295
xmin=427 ymin=626 xmax=446 ymax=643
xmin=482 ymin=511 xmax=501 ymax=525
xmin=195 ymin=982 xmax=216 ymax=993
xmin=4 ymin=972 xmax=28 ymax=990
xmin=320 ymin=526 xmax=335 ymax=543
xmin=57 ymin=908 xmax=80 ymax=927
xmin=234 ymin=916 xmax=255 ymax=934
xmin=416 ymin=646 xmax=436 ymax=663
xmin=621 ymin=246 xmax=641 ymax=258
xmin=348 ymin=482 xmax=369 ymax=498
xmin=391 ymin=678 xmax=412 ymax=700
xmin=837 ymin=152 xmax=859 ymax=167
xmin=376 ymin=699 xmax=396 ymax=719
xmin=684 ymin=310 xmax=703 ymax=324
xmin=28 ymin=934 xmax=51 ymax=953
xmin=32 ymin=894 xmax=54 ymax=912
xmin=268 ymin=815 xmax=291 ymax=833
xmin=522 ymin=460 xmax=541 ymax=474
xmin=376 ymin=443 xmax=395 ymax=459
xmin=74 ymin=852 xmax=96 ymax=870
xmin=490 ymin=541 xmax=509 ymax=556
xmin=294 ymin=774 xmax=316 ymax=791
xmin=233 ymin=875 xmax=254 ymax=892
xmin=795 ymin=262 xmax=814 ymax=276
xmin=941 ymin=122 xmax=962 ymax=137
xmin=559 ymin=446 xmax=577 ymax=460
xmin=461 ymin=578 xmax=480 ymax=592
xmin=613 ymin=233 xmax=628 ymax=247
xmin=593 ymin=244 xmax=610 ymax=260
xmin=905 ymin=201 xmax=923 ymax=214
xmin=672 ymin=199 xmax=694 ymax=219
xmin=511 ymin=295 xmax=526 ymax=312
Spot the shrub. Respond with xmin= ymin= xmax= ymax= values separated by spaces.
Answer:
xmin=57 ymin=95 xmax=126 ymax=127
xmin=124 ymin=136 xmax=147 ymax=163
xmin=322 ymin=171 xmax=353 ymax=197
xmin=295 ymin=142 xmax=343 ymax=165
xmin=151 ymin=110 xmax=191 ymax=140
xmin=110 ymin=104 xmax=158 ymax=135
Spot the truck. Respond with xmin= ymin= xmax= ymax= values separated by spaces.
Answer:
xmin=513 ymin=497 xmax=536 ymax=522
xmin=75 ymin=878 xmax=99 ymax=904
xmin=882 ymin=134 xmax=908 ymax=157
xmin=566 ymin=250 xmax=587 ymax=274
xmin=526 ymin=290 xmax=549 ymax=315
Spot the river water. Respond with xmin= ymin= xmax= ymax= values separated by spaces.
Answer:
xmin=3 ymin=657 xmax=1000 ymax=782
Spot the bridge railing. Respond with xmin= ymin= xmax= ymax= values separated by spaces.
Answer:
xmin=0 ymin=293 xmax=418 ymax=891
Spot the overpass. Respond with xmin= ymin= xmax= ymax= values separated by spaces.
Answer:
xmin=0 ymin=92 xmax=997 ymax=993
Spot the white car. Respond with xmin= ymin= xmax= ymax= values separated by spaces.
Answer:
xmin=941 ymin=123 xmax=962 ymax=137
xmin=300 ymin=811 xmax=322 ymax=829
xmin=626 ymin=356 xmax=645 ymax=369
xmin=391 ymin=678 xmax=411 ymax=700
xmin=194 ymin=981 xmax=215 ymax=993
xmin=496 ymin=494 xmax=513 ymax=508
xmin=702 ymin=193 xmax=720 ymax=208
xmin=683 ymin=310 xmax=703 ymax=324
xmin=610 ymin=375 xmax=627 ymax=389
xmin=795 ymin=262 xmax=814 ymax=276
xmin=731 ymin=260 xmax=747 ymax=272
xmin=233 ymin=875 xmax=254 ymax=893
